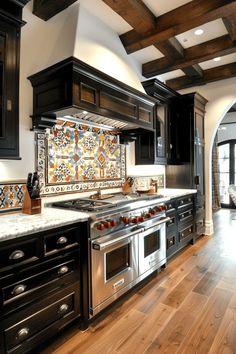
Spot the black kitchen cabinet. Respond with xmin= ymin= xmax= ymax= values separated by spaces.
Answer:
xmin=0 ymin=1 xmax=29 ymax=159
xmin=166 ymin=93 xmax=207 ymax=238
xmin=166 ymin=194 xmax=195 ymax=259
xmin=135 ymin=129 xmax=155 ymax=165
xmin=142 ymin=78 xmax=180 ymax=165
xmin=0 ymin=221 xmax=88 ymax=354
xmin=28 ymin=57 xmax=156 ymax=131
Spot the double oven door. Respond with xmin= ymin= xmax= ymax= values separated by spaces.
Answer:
xmin=90 ymin=217 xmax=168 ymax=316
xmin=139 ymin=220 xmax=167 ymax=276
xmin=91 ymin=229 xmax=139 ymax=315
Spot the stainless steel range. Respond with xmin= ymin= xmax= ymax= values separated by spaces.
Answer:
xmin=53 ymin=192 xmax=170 ymax=316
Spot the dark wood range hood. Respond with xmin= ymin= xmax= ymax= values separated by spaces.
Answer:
xmin=28 ymin=57 xmax=156 ymax=132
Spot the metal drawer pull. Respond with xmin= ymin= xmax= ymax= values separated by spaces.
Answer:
xmin=9 ymin=250 xmax=25 ymax=260
xmin=12 ymin=284 xmax=26 ymax=296
xmin=169 ymin=240 xmax=173 ymax=245
xmin=180 ymin=200 xmax=184 ymax=204
xmin=17 ymin=327 xmax=29 ymax=339
xmin=58 ymin=266 xmax=69 ymax=275
xmin=113 ymin=278 xmax=125 ymax=289
xmin=181 ymin=233 xmax=184 ymax=237
xmin=58 ymin=303 xmax=69 ymax=314
xmin=57 ymin=236 xmax=68 ymax=245
xmin=189 ymin=228 xmax=192 ymax=232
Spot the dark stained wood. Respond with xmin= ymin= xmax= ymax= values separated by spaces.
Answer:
xmin=166 ymin=61 xmax=236 ymax=90
xmin=155 ymin=38 xmax=184 ymax=60
xmin=223 ymin=13 xmax=236 ymax=41
xmin=143 ymin=35 xmax=236 ymax=78
xmin=120 ymin=0 xmax=236 ymax=54
xmin=38 ymin=209 xmax=236 ymax=354
xmin=102 ymin=1 xmax=199 ymax=83
xmin=182 ymin=64 xmax=204 ymax=78
xmin=102 ymin=0 xmax=156 ymax=35
xmin=33 ymin=0 xmax=77 ymax=21
xmin=28 ymin=57 xmax=156 ymax=130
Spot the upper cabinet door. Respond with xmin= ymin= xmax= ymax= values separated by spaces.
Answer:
xmin=0 ymin=18 xmax=20 ymax=159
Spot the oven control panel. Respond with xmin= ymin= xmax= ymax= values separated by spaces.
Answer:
xmin=91 ymin=203 xmax=167 ymax=238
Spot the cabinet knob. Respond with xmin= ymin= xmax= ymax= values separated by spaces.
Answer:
xmin=17 ymin=327 xmax=29 ymax=339
xmin=12 ymin=284 xmax=26 ymax=296
xmin=56 ymin=236 xmax=68 ymax=245
xmin=181 ymin=233 xmax=184 ymax=237
xmin=58 ymin=303 xmax=69 ymax=315
xmin=180 ymin=200 xmax=184 ymax=205
xmin=189 ymin=228 xmax=192 ymax=232
xmin=58 ymin=266 xmax=69 ymax=275
xmin=9 ymin=250 xmax=25 ymax=260
xmin=169 ymin=240 xmax=173 ymax=245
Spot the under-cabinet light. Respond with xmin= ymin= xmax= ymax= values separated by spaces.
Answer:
xmin=194 ymin=29 xmax=204 ymax=36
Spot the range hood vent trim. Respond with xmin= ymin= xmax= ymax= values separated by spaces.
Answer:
xmin=28 ymin=57 xmax=156 ymax=132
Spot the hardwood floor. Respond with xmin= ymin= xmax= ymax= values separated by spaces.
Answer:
xmin=41 ymin=209 xmax=236 ymax=354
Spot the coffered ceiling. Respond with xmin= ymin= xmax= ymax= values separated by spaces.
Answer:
xmin=33 ymin=0 xmax=236 ymax=91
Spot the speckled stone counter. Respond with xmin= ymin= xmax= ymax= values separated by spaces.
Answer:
xmin=159 ymin=188 xmax=197 ymax=198
xmin=0 ymin=207 xmax=89 ymax=242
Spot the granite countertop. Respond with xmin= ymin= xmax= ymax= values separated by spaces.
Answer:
xmin=0 ymin=188 xmax=197 ymax=243
xmin=159 ymin=188 xmax=197 ymax=198
xmin=0 ymin=207 xmax=89 ymax=242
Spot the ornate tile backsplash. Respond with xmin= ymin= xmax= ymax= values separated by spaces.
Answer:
xmin=36 ymin=123 xmax=126 ymax=196
xmin=0 ymin=182 xmax=26 ymax=213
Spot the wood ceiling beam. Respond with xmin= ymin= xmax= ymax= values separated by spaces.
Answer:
xmin=102 ymin=0 xmax=156 ymax=34
xmin=102 ymin=0 xmax=200 ymax=80
xmin=143 ymin=35 xmax=236 ymax=78
xmin=223 ymin=14 xmax=236 ymax=41
xmin=166 ymin=62 xmax=236 ymax=90
xmin=120 ymin=0 xmax=236 ymax=54
xmin=33 ymin=0 xmax=77 ymax=21
xmin=182 ymin=64 xmax=204 ymax=78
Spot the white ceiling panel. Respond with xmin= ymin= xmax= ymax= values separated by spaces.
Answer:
xmin=156 ymin=69 xmax=184 ymax=83
xmin=142 ymin=0 xmax=192 ymax=17
xmin=199 ymin=53 xmax=236 ymax=70
xmin=175 ymin=19 xmax=228 ymax=48
xmin=130 ymin=45 xmax=164 ymax=65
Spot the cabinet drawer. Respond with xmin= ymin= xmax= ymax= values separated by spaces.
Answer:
xmin=178 ymin=209 xmax=193 ymax=222
xmin=179 ymin=225 xmax=193 ymax=240
xmin=166 ymin=201 xmax=176 ymax=212
xmin=177 ymin=196 xmax=193 ymax=209
xmin=167 ymin=235 xmax=176 ymax=250
xmin=0 ymin=238 xmax=40 ymax=272
xmin=2 ymin=256 xmax=79 ymax=307
xmin=3 ymin=284 xmax=80 ymax=352
xmin=44 ymin=227 xmax=79 ymax=254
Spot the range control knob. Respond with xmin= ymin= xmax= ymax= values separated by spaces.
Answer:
xmin=145 ymin=213 xmax=151 ymax=218
xmin=122 ymin=217 xmax=130 ymax=225
xmin=155 ymin=206 xmax=162 ymax=212
xmin=149 ymin=209 xmax=156 ymax=215
xmin=110 ymin=220 xmax=117 ymax=227
xmin=97 ymin=223 xmax=105 ymax=231
xmin=131 ymin=217 xmax=139 ymax=224
xmin=138 ymin=216 xmax=145 ymax=222
xmin=104 ymin=221 xmax=111 ymax=228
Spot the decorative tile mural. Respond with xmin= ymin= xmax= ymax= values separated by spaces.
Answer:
xmin=0 ymin=182 xmax=26 ymax=213
xmin=36 ymin=123 xmax=126 ymax=196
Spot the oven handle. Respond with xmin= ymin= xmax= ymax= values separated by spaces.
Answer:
xmin=143 ymin=216 xmax=170 ymax=232
xmin=92 ymin=228 xmax=142 ymax=251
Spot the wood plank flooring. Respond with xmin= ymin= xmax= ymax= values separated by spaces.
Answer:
xmin=41 ymin=209 xmax=236 ymax=354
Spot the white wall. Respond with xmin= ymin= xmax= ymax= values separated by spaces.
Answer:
xmin=0 ymin=1 xmax=156 ymax=183
xmin=180 ymin=78 xmax=236 ymax=234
